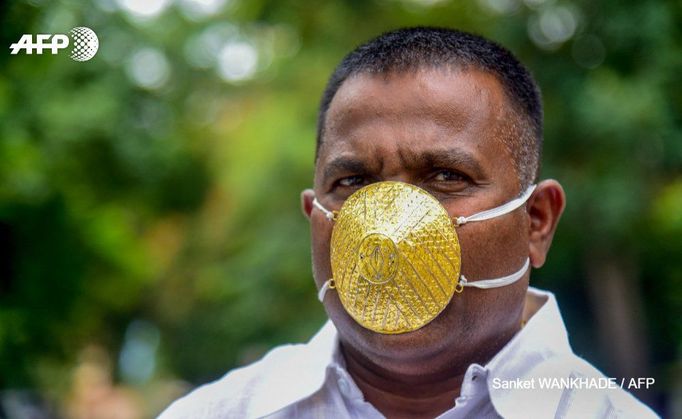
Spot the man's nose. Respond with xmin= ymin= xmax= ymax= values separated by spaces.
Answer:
xmin=379 ymin=173 xmax=413 ymax=185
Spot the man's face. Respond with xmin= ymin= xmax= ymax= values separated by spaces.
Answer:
xmin=305 ymin=68 xmax=531 ymax=369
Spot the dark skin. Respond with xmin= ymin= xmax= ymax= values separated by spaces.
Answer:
xmin=301 ymin=68 xmax=565 ymax=418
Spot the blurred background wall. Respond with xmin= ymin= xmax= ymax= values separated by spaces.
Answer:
xmin=0 ymin=0 xmax=680 ymax=417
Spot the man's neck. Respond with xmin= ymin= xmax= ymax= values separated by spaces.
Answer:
xmin=341 ymin=343 xmax=463 ymax=418
xmin=339 ymin=324 xmax=520 ymax=419
xmin=336 ymin=291 xmax=548 ymax=418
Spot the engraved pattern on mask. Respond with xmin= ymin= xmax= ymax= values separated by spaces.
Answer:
xmin=330 ymin=182 xmax=461 ymax=334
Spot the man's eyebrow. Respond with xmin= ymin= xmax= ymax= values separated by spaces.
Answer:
xmin=410 ymin=148 xmax=486 ymax=178
xmin=321 ymin=149 xmax=486 ymax=184
xmin=322 ymin=157 xmax=370 ymax=184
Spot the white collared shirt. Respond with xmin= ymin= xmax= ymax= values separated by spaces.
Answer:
xmin=159 ymin=287 xmax=658 ymax=419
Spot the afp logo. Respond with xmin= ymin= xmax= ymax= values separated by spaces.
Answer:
xmin=9 ymin=27 xmax=99 ymax=62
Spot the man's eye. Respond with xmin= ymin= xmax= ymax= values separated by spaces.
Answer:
xmin=338 ymin=175 xmax=366 ymax=187
xmin=433 ymin=170 xmax=466 ymax=182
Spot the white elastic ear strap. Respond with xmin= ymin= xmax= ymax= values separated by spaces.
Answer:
xmin=455 ymin=184 xmax=536 ymax=226
xmin=454 ymin=186 xmax=534 ymax=288
xmin=318 ymin=279 xmax=333 ymax=302
xmin=460 ymin=257 xmax=530 ymax=289
xmin=319 ymin=258 xmax=530 ymax=301
xmin=312 ymin=198 xmax=335 ymax=220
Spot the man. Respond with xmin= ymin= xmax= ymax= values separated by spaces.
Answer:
xmin=160 ymin=27 xmax=657 ymax=418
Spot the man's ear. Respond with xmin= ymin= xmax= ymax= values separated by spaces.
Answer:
xmin=301 ymin=189 xmax=315 ymax=220
xmin=528 ymin=180 xmax=566 ymax=268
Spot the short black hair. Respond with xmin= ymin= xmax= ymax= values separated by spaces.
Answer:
xmin=316 ymin=26 xmax=543 ymax=187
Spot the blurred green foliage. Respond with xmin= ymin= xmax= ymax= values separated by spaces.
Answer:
xmin=0 ymin=0 xmax=680 ymax=416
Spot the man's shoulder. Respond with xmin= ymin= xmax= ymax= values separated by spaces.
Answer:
xmin=157 ymin=342 xmax=304 ymax=419
xmin=558 ymin=354 xmax=658 ymax=418
xmin=158 ymin=323 xmax=337 ymax=419
xmin=491 ymin=351 xmax=659 ymax=419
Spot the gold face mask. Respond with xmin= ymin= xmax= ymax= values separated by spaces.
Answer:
xmin=313 ymin=181 xmax=535 ymax=334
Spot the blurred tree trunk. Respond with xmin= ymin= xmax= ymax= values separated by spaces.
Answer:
xmin=585 ymin=252 xmax=654 ymax=405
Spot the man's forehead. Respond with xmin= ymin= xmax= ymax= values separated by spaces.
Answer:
xmin=316 ymin=68 xmax=514 ymax=174
xmin=324 ymin=68 xmax=507 ymax=136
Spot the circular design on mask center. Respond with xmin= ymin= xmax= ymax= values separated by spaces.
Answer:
xmin=357 ymin=233 xmax=399 ymax=285
xmin=330 ymin=181 xmax=462 ymax=334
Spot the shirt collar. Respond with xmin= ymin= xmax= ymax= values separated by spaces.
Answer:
xmin=486 ymin=286 xmax=571 ymax=377
xmin=252 ymin=286 xmax=569 ymax=417
xmin=484 ymin=287 xmax=573 ymax=416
